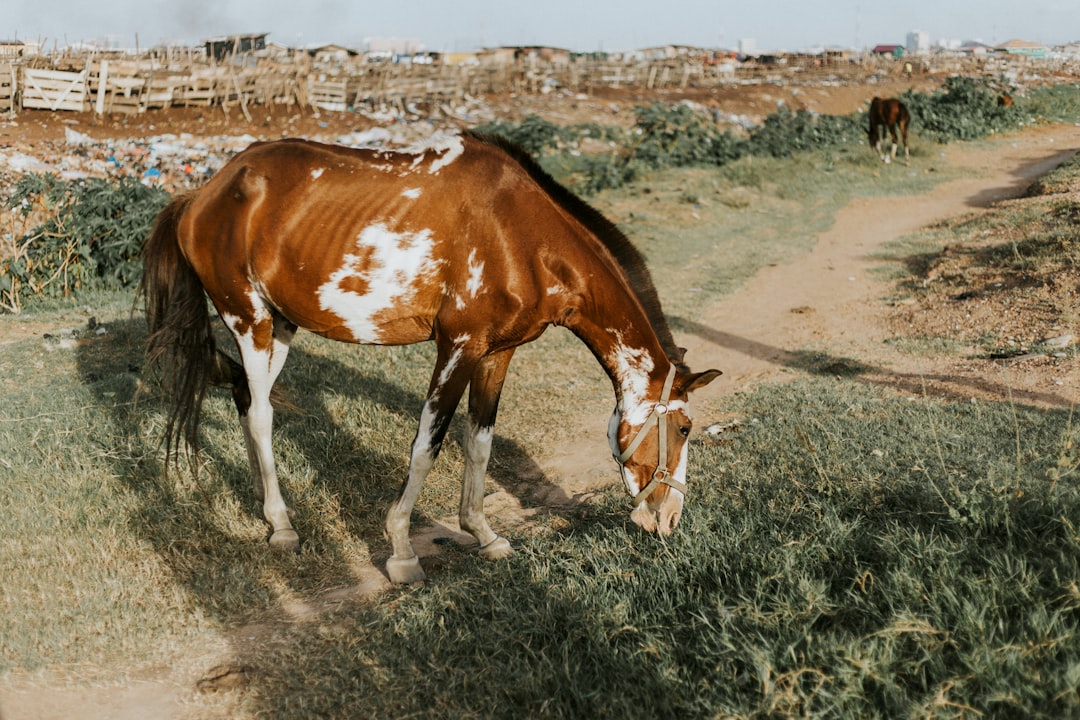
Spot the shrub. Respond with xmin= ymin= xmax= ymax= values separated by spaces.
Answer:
xmin=473 ymin=114 xmax=562 ymax=156
xmin=902 ymin=76 xmax=1021 ymax=142
xmin=1 ymin=174 xmax=170 ymax=311
xmin=630 ymin=102 xmax=747 ymax=168
xmin=748 ymin=107 xmax=865 ymax=158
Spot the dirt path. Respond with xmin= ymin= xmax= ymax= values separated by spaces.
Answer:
xmin=3 ymin=124 xmax=1079 ymax=720
xmin=681 ymin=124 xmax=1080 ymax=408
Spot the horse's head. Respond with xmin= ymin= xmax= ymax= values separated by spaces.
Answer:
xmin=610 ymin=365 xmax=721 ymax=534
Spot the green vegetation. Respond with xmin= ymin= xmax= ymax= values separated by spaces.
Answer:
xmin=0 ymin=173 xmax=169 ymax=311
xmin=901 ymin=76 xmax=1020 ymax=142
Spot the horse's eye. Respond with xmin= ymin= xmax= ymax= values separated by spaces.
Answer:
xmin=679 ymin=426 xmax=691 ymax=438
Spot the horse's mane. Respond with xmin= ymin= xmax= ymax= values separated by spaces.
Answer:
xmin=465 ymin=130 xmax=687 ymax=371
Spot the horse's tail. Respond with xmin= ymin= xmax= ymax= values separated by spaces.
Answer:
xmin=140 ymin=193 xmax=239 ymax=463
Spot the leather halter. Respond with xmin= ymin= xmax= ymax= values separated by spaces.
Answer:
xmin=613 ymin=364 xmax=687 ymax=506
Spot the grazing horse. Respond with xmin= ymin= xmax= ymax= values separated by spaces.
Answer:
xmin=141 ymin=131 xmax=721 ymax=583
xmin=867 ymin=97 xmax=910 ymax=165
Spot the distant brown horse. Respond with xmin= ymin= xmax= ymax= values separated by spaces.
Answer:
xmin=141 ymin=131 xmax=721 ymax=583
xmin=868 ymin=97 xmax=910 ymax=165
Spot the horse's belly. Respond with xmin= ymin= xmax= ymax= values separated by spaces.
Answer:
xmin=311 ymin=313 xmax=434 ymax=346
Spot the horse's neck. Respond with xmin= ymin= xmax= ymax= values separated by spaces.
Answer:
xmin=561 ymin=268 xmax=670 ymax=402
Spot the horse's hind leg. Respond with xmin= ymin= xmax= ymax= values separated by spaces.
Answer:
xmin=460 ymin=349 xmax=515 ymax=560
xmin=873 ymin=124 xmax=887 ymax=163
xmin=885 ymin=125 xmax=898 ymax=164
xmin=225 ymin=308 xmax=300 ymax=552
xmin=242 ymin=315 xmax=296 ymax=502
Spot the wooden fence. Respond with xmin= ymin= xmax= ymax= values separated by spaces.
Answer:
xmin=5 ymin=51 xmax=1073 ymax=117
xmin=0 ymin=62 xmax=15 ymax=116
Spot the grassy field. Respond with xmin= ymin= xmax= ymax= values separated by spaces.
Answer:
xmin=2 ymin=129 xmax=1078 ymax=718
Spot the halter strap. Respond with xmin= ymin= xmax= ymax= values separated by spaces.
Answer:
xmin=613 ymin=364 xmax=685 ymax=505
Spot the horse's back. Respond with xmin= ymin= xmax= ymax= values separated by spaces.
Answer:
xmin=174 ymin=135 xmax=566 ymax=346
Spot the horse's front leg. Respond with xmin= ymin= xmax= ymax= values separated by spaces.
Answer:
xmin=384 ymin=344 xmax=475 ymax=584
xmin=460 ymin=350 xmax=515 ymax=560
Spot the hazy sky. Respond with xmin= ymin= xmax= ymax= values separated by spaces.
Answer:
xmin=6 ymin=0 xmax=1077 ymax=52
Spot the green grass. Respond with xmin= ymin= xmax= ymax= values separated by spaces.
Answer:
xmin=2 ymin=129 xmax=1078 ymax=717
xmin=137 ymin=381 xmax=1080 ymax=718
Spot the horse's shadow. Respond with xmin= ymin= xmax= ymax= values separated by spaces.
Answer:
xmin=74 ymin=314 xmax=554 ymax=603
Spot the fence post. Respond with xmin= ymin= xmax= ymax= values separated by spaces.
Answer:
xmin=95 ymin=59 xmax=108 ymax=115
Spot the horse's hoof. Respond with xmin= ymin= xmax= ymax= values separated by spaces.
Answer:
xmin=386 ymin=554 xmax=426 ymax=584
xmin=478 ymin=536 xmax=513 ymax=560
xmin=269 ymin=528 xmax=300 ymax=554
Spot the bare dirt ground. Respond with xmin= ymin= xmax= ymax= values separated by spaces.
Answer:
xmin=2 ymin=80 xmax=1078 ymax=718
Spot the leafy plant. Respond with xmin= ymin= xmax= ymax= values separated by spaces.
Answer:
xmin=747 ymin=106 xmax=864 ymax=158
xmin=630 ymin=102 xmax=746 ymax=168
xmin=1 ymin=174 xmax=170 ymax=311
xmin=902 ymin=76 xmax=1021 ymax=142
xmin=473 ymin=113 xmax=562 ymax=156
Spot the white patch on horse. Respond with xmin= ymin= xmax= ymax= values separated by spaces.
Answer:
xmin=606 ymin=340 xmax=655 ymax=426
xmin=673 ymin=441 xmax=689 ymax=487
xmin=402 ymin=187 xmax=422 ymax=199
xmin=436 ymin=338 xmax=470 ymax=390
xmin=317 ymin=223 xmax=442 ymax=342
xmin=245 ymin=289 xmax=272 ymax=321
xmin=427 ymin=134 xmax=464 ymax=174
xmin=412 ymin=399 xmax=441 ymax=463
xmin=311 ymin=168 xmax=325 ymax=180
xmin=403 ymin=132 xmax=464 ymax=175
xmin=222 ymin=313 xmax=271 ymax=372
xmin=546 ymin=284 xmax=566 ymax=296
xmin=466 ymin=249 xmax=484 ymax=298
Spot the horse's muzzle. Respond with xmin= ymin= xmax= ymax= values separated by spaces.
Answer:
xmin=630 ymin=491 xmax=684 ymax=535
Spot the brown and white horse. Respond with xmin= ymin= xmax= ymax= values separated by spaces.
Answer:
xmin=141 ymin=131 xmax=721 ymax=583
xmin=868 ymin=97 xmax=910 ymax=165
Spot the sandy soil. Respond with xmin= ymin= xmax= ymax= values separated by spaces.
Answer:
xmin=1 ymin=89 xmax=1078 ymax=719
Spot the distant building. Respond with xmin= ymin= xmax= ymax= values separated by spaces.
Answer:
xmin=307 ymin=44 xmax=358 ymax=64
xmin=995 ymin=38 xmax=1048 ymax=58
xmin=738 ymin=38 xmax=756 ymax=56
xmin=959 ymin=41 xmax=991 ymax=56
xmin=0 ymin=39 xmax=26 ymax=58
xmin=906 ymin=30 xmax=930 ymax=55
xmin=205 ymin=33 xmax=268 ymax=61
xmin=871 ymin=44 xmax=905 ymax=58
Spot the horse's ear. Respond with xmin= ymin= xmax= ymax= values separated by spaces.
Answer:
xmin=683 ymin=368 xmax=722 ymax=393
